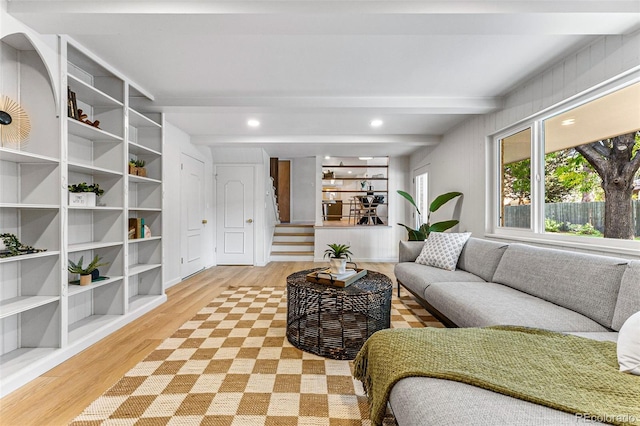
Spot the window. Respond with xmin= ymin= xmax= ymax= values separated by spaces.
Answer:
xmin=414 ymin=172 xmax=428 ymax=229
xmin=493 ymin=80 xmax=640 ymax=246
xmin=500 ymin=128 xmax=532 ymax=229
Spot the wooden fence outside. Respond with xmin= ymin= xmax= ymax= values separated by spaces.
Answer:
xmin=504 ymin=201 xmax=640 ymax=236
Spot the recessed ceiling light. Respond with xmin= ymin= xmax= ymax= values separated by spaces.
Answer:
xmin=370 ymin=119 xmax=383 ymax=128
xmin=247 ymin=119 xmax=260 ymax=127
xmin=348 ymin=171 xmax=352 ymax=174
xmin=561 ymin=118 xmax=575 ymax=126
xmin=359 ymin=157 xmax=373 ymax=160
xmin=324 ymin=156 xmax=331 ymax=160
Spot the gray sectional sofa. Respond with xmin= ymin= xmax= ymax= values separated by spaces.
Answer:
xmin=390 ymin=237 xmax=640 ymax=426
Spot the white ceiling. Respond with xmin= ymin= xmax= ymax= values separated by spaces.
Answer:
xmin=8 ymin=1 xmax=640 ymax=158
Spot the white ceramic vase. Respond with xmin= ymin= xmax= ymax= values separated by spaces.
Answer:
xmin=329 ymin=258 xmax=347 ymax=274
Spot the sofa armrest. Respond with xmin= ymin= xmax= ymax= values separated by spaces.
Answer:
xmin=399 ymin=240 xmax=425 ymax=263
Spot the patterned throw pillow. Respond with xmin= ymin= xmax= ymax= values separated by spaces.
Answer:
xmin=415 ymin=232 xmax=472 ymax=271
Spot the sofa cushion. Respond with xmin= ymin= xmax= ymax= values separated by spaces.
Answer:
xmin=415 ymin=232 xmax=472 ymax=271
xmin=612 ymin=260 xmax=640 ymax=331
xmin=389 ymin=377 xmax=605 ymax=426
xmin=566 ymin=332 xmax=618 ymax=342
xmin=398 ymin=240 xmax=425 ymax=263
xmin=456 ymin=238 xmax=509 ymax=282
xmin=394 ymin=262 xmax=485 ymax=298
xmin=617 ymin=311 xmax=640 ymax=375
xmin=492 ymin=244 xmax=628 ymax=329
xmin=424 ymin=281 xmax=610 ymax=332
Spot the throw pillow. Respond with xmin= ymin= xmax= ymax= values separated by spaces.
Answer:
xmin=415 ymin=232 xmax=472 ymax=271
xmin=618 ymin=310 xmax=640 ymax=375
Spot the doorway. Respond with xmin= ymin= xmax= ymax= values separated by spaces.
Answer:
xmin=180 ymin=154 xmax=205 ymax=278
xmin=215 ymin=165 xmax=255 ymax=265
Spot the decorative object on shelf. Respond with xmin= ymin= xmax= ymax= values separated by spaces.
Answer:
xmin=67 ymin=87 xmax=78 ymax=120
xmin=0 ymin=233 xmax=46 ymax=258
xmin=323 ymin=243 xmax=352 ymax=274
xmin=68 ymin=255 xmax=109 ymax=286
xmin=323 ymin=170 xmax=334 ymax=179
xmin=397 ymin=190 xmax=463 ymax=241
xmin=0 ymin=95 xmax=31 ymax=148
xmin=360 ymin=178 xmax=368 ymax=190
xmin=68 ymin=182 xmax=105 ymax=207
xmin=76 ymin=108 xmax=101 ymax=129
xmin=128 ymin=217 xmax=146 ymax=239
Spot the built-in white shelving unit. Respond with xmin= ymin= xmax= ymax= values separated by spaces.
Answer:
xmin=0 ymin=33 xmax=165 ymax=397
xmin=0 ymin=33 xmax=63 ymax=395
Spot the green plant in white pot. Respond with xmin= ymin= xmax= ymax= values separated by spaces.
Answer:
xmin=323 ymin=243 xmax=352 ymax=274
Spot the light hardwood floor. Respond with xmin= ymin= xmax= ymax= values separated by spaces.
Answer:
xmin=0 ymin=261 xmax=396 ymax=426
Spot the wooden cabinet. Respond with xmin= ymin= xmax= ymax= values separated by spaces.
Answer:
xmin=0 ymin=34 xmax=165 ymax=396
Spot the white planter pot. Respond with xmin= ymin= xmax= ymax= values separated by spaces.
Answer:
xmin=69 ymin=192 xmax=96 ymax=207
xmin=329 ymin=258 xmax=347 ymax=274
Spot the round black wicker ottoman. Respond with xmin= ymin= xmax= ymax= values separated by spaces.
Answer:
xmin=286 ymin=268 xmax=392 ymax=360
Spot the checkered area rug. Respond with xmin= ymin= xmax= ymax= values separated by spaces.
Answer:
xmin=71 ymin=286 xmax=442 ymax=425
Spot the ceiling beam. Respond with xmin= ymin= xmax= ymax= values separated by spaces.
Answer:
xmin=135 ymin=96 xmax=502 ymax=115
xmin=8 ymin=2 xmax=640 ymax=36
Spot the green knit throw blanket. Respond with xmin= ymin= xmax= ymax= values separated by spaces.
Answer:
xmin=353 ymin=327 xmax=640 ymax=426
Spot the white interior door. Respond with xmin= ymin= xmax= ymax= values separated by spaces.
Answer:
xmin=216 ymin=165 xmax=255 ymax=265
xmin=181 ymin=154 xmax=205 ymax=278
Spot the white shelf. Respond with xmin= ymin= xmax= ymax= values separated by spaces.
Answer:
xmin=67 ymin=276 xmax=124 ymax=296
xmin=68 ymin=241 xmax=123 ymax=252
xmin=128 ymin=174 xmax=161 ymax=184
xmin=128 ymin=207 xmax=162 ymax=212
xmin=128 ymin=141 xmax=161 ymax=156
xmin=128 ymin=263 xmax=161 ymax=276
xmin=0 ymin=251 xmax=60 ymax=264
xmin=0 ymin=296 xmax=60 ymax=319
xmin=68 ymin=118 xmax=123 ymax=142
xmin=128 ymin=236 xmax=162 ymax=244
xmin=68 ymin=315 xmax=121 ymax=344
xmin=129 ymin=294 xmax=163 ymax=312
xmin=68 ymin=74 xmax=123 ymax=108
xmin=0 ymin=148 xmax=59 ymax=164
xmin=68 ymin=206 xmax=121 ymax=211
xmin=0 ymin=203 xmax=59 ymax=209
xmin=129 ymin=108 xmax=161 ymax=128
xmin=68 ymin=162 xmax=123 ymax=177
xmin=0 ymin=348 xmax=58 ymax=377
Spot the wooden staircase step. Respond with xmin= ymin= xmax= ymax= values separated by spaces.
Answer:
xmin=274 ymin=232 xmax=314 ymax=237
xmin=272 ymin=241 xmax=314 ymax=246
xmin=270 ymin=251 xmax=314 ymax=256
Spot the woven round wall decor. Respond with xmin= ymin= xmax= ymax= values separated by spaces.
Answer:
xmin=0 ymin=95 xmax=31 ymax=148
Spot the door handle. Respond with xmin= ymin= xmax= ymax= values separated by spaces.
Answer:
xmin=247 ymin=219 xmax=253 ymax=223
xmin=202 ymin=219 xmax=207 ymax=224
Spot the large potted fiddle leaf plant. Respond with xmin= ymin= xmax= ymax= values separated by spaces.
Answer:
xmin=397 ymin=190 xmax=462 ymax=240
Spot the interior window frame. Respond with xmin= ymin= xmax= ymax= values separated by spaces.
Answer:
xmin=487 ymin=69 xmax=640 ymax=256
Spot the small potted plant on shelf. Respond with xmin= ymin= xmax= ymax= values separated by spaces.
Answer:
xmin=134 ymin=159 xmax=147 ymax=177
xmin=323 ymin=243 xmax=352 ymax=274
xmin=68 ymin=255 xmax=109 ymax=286
xmin=128 ymin=159 xmax=137 ymax=175
xmin=68 ymin=182 xmax=104 ymax=207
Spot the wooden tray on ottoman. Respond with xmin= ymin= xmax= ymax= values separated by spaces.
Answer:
xmin=305 ymin=268 xmax=367 ymax=287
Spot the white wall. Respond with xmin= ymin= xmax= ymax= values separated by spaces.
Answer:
xmin=163 ymin=121 xmax=215 ymax=288
xmin=409 ymin=31 xmax=640 ymax=257
xmin=290 ymin=157 xmax=316 ymax=223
